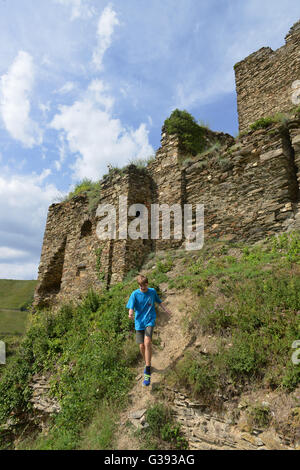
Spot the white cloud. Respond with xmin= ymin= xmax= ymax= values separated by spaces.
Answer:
xmin=55 ymin=0 xmax=95 ymax=21
xmin=54 ymin=134 xmax=68 ymax=171
xmin=54 ymin=81 xmax=77 ymax=95
xmin=39 ymin=101 xmax=51 ymax=118
xmin=50 ymin=5 xmax=152 ymax=180
xmin=0 ymin=51 xmax=43 ymax=148
xmin=0 ymin=247 xmax=28 ymax=260
xmin=0 ymin=262 xmax=40 ymax=281
xmin=50 ymin=79 xmax=154 ymax=181
xmin=92 ymin=4 xmax=120 ymax=70
xmin=0 ymin=169 xmax=63 ymax=279
xmin=174 ymin=67 xmax=235 ymax=110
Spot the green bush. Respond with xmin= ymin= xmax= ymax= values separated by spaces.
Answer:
xmin=145 ymin=404 xmax=188 ymax=450
xmin=173 ymin=351 xmax=217 ymax=398
xmin=249 ymin=113 xmax=290 ymax=132
xmin=247 ymin=403 xmax=271 ymax=428
xmin=223 ymin=333 xmax=266 ymax=380
xmin=282 ymin=363 xmax=300 ymax=392
xmin=200 ymin=306 xmax=235 ymax=335
xmin=271 ymin=231 xmax=300 ymax=263
xmin=164 ymin=109 xmax=208 ymax=155
xmin=156 ymin=256 xmax=174 ymax=273
xmin=249 ymin=117 xmax=275 ymax=131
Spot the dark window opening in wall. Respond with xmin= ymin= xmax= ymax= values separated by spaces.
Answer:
xmin=76 ymin=264 xmax=87 ymax=277
xmin=80 ymin=220 xmax=92 ymax=238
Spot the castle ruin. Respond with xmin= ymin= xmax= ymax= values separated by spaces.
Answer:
xmin=34 ymin=20 xmax=300 ymax=308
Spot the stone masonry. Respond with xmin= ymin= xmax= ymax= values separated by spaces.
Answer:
xmin=234 ymin=19 xmax=300 ymax=133
xmin=34 ymin=20 xmax=300 ymax=308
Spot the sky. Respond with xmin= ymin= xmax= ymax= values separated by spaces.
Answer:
xmin=0 ymin=0 xmax=299 ymax=280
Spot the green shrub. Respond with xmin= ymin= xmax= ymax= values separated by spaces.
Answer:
xmin=249 ymin=117 xmax=275 ymax=131
xmin=145 ymin=403 xmax=188 ymax=450
xmin=223 ymin=332 xmax=266 ymax=380
xmin=271 ymin=231 xmax=300 ymax=263
xmin=250 ymin=116 xmax=276 ymax=131
xmin=249 ymin=113 xmax=290 ymax=132
xmin=156 ymin=256 xmax=174 ymax=273
xmin=247 ymin=403 xmax=272 ymax=429
xmin=173 ymin=351 xmax=217 ymax=398
xmin=200 ymin=306 xmax=235 ymax=335
xmin=281 ymin=363 xmax=300 ymax=392
xmin=0 ymin=354 xmax=32 ymax=423
xmin=164 ymin=109 xmax=208 ymax=155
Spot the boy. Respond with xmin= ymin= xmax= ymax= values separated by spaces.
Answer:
xmin=126 ymin=275 xmax=172 ymax=387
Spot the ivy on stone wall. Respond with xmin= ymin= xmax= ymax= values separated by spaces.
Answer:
xmin=95 ymin=247 xmax=106 ymax=282
xmin=163 ymin=109 xmax=208 ymax=155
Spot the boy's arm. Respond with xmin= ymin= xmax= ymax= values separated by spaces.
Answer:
xmin=154 ymin=289 xmax=172 ymax=316
xmin=126 ymin=291 xmax=135 ymax=320
xmin=128 ymin=308 xmax=134 ymax=320
xmin=159 ymin=302 xmax=172 ymax=316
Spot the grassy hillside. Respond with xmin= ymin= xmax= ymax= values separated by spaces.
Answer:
xmin=0 ymin=280 xmax=37 ymax=310
xmin=0 ymin=310 xmax=29 ymax=336
xmin=0 ymin=231 xmax=299 ymax=450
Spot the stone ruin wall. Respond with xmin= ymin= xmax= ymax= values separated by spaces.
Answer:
xmin=34 ymin=113 xmax=300 ymax=308
xmin=234 ymin=20 xmax=300 ymax=133
xmin=34 ymin=167 xmax=154 ymax=308
xmin=34 ymin=20 xmax=300 ymax=308
xmin=185 ymin=115 xmax=300 ymax=243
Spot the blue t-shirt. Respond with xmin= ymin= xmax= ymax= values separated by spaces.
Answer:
xmin=126 ymin=287 xmax=162 ymax=330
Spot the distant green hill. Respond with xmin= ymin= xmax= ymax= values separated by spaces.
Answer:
xmin=0 ymin=279 xmax=37 ymax=336
xmin=0 ymin=279 xmax=37 ymax=310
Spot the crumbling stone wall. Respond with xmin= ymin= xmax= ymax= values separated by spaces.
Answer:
xmin=34 ymin=166 xmax=154 ymax=308
xmin=184 ymin=115 xmax=300 ymax=243
xmin=234 ymin=20 xmax=300 ymax=133
xmin=34 ymin=195 xmax=102 ymax=308
xmin=147 ymin=127 xmax=234 ymax=250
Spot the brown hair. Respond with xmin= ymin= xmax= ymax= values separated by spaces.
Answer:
xmin=137 ymin=274 xmax=148 ymax=286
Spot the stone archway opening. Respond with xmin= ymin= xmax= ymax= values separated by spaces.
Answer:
xmin=80 ymin=220 xmax=92 ymax=238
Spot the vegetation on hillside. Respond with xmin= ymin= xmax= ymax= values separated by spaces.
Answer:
xmin=0 ymin=231 xmax=299 ymax=449
xmin=166 ymin=231 xmax=300 ymax=398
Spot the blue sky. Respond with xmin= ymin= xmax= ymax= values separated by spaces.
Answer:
xmin=0 ymin=0 xmax=299 ymax=280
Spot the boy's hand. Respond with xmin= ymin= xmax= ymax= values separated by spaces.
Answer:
xmin=128 ymin=309 xmax=134 ymax=320
xmin=161 ymin=303 xmax=172 ymax=316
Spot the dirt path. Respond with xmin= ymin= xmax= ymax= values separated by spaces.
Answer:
xmin=115 ymin=292 xmax=195 ymax=450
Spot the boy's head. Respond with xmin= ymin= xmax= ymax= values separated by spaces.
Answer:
xmin=137 ymin=274 xmax=148 ymax=292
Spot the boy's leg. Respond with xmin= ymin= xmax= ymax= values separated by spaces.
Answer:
xmin=142 ymin=328 xmax=153 ymax=387
xmin=139 ymin=343 xmax=145 ymax=362
xmin=144 ymin=336 xmax=152 ymax=367
xmin=144 ymin=326 xmax=154 ymax=367
xmin=136 ymin=330 xmax=146 ymax=362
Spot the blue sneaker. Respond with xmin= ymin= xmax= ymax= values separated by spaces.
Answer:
xmin=142 ymin=372 xmax=151 ymax=387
